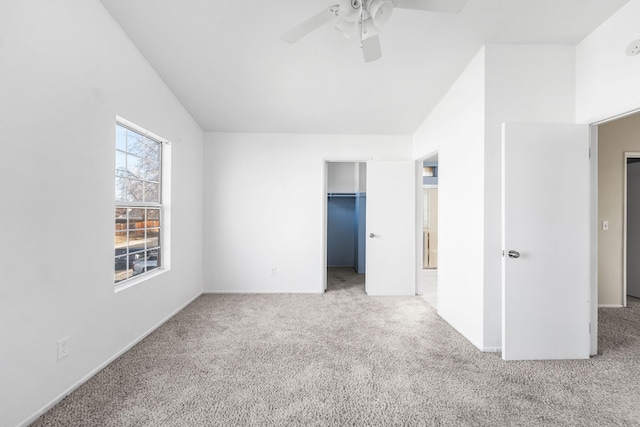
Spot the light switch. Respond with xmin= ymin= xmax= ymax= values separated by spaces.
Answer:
xmin=602 ymin=220 xmax=609 ymax=231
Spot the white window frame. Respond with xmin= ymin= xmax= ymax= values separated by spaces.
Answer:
xmin=114 ymin=116 xmax=171 ymax=292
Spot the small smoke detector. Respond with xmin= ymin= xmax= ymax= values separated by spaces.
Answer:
xmin=626 ymin=39 xmax=640 ymax=56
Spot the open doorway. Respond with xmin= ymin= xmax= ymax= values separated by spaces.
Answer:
xmin=591 ymin=110 xmax=640 ymax=356
xmin=597 ymin=111 xmax=640 ymax=309
xmin=626 ymin=154 xmax=640 ymax=300
xmin=325 ymin=161 xmax=367 ymax=293
xmin=419 ymin=153 xmax=438 ymax=308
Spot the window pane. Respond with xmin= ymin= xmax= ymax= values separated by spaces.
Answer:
xmin=147 ymin=209 xmax=160 ymax=228
xmin=115 ymin=255 xmax=131 ymax=282
xmin=130 ymin=251 xmax=144 ymax=267
xmin=127 ymin=131 xmax=144 ymax=156
xmin=154 ymin=248 xmax=161 ymax=269
xmin=115 ymin=208 xmax=127 ymax=230
xmin=146 ymin=228 xmax=160 ymax=248
xmin=127 ymin=154 xmax=143 ymax=179
xmin=143 ymin=159 xmax=159 ymax=182
xmin=144 ymin=182 xmax=159 ymax=203
xmin=147 ymin=250 xmax=160 ymax=272
xmin=135 ymin=249 xmax=160 ymax=274
xmin=128 ymin=209 xmax=145 ymax=229
xmin=115 ymin=151 xmax=127 ymax=177
xmin=131 ymin=250 xmax=154 ymax=275
xmin=116 ymin=125 xmax=127 ymax=151
xmin=115 ymin=178 xmax=126 ymax=202
xmin=145 ymin=139 xmax=160 ymax=161
xmin=129 ymin=230 xmax=145 ymax=253
xmin=115 ymin=231 xmax=127 ymax=250
xmin=126 ymin=179 xmax=144 ymax=202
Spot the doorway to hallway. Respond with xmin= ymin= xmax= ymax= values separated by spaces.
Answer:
xmin=626 ymin=155 xmax=640 ymax=300
xmin=419 ymin=153 xmax=438 ymax=308
xmin=596 ymin=111 xmax=640 ymax=308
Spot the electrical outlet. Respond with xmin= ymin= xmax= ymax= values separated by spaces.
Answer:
xmin=270 ymin=266 xmax=277 ymax=276
xmin=58 ymin=336 xmax=70 ymax=360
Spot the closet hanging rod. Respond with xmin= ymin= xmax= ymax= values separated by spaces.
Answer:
xmin=327 ymin=192 xmax=357 ymax=198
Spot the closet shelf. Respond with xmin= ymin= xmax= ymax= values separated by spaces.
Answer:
xmin=327 ymin=192 xmax=366 ymax=198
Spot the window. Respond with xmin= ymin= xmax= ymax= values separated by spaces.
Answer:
xmin=114 ymin=122 xmax=163 ymax=284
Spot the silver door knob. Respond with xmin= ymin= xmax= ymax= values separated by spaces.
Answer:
xmin=508 ymin=250 xmax=520 ymax=259
xmin=369 ymin=233 xmax=375 ymax=238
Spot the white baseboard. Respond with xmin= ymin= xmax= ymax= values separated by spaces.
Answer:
xmin=482 ymin=347 xmax=502 ymax=353
xmin=203 ymin=289 xmax=323 ymax=294
xmin=598 ymin=304 xmax=624 ymax=308
xmin=19 ymin=291 xmax=203 ymax=427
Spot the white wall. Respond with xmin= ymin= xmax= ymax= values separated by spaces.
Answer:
xmin=483 ymin=44 xmax=576 ymax=349
xmin=413 ymin=45 xmax=576 ymax=351
xmin=413 ymin=48 xmax=486 ymax=349
xmin=203 ymin=133 xmax=411 ymax=293
xmin=576 ymin=0 xmax=640 ymax=124
xmin=0 ymin=1 xmax=203 ymax=426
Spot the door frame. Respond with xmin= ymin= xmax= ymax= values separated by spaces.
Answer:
xmin=623 ymin=151 xmax=640 ymax=307
xmin=589 ymin=125 xmax=599 ymax=355
xmin=322 ymin=159 xmax=368 ymax=292
xmin=590 ymin=107 xmax=640 ymax=355
xmin=415 ymin=151 xmax=439 ymax=296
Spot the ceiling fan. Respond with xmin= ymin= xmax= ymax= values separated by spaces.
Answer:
xmin=281 ymin=0 xmax=467 ymax=62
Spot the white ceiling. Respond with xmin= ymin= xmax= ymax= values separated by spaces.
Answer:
xmin=99 ymin=0 xmax=628 ymax=135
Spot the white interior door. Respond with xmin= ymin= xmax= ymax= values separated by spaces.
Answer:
xmin=366 ymin=161 xmax=415 ymax=296
xmin=502 ymin=123 xmax=590 ymax=360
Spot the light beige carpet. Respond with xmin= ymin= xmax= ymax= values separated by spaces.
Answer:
xmin=32 ymin=269 xmax=640 ymax=426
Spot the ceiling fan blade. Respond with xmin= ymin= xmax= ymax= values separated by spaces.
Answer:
xmin=281 ymin=7 xmax=339 ymax=43
xmin=394 ymin=0 xmax=467 ymax=13
xmin=362 ymin=35 xmax=382 ymax=62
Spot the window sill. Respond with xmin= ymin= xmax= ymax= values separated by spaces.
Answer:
xmin=114 ymin=268 xmax=168 ymax=293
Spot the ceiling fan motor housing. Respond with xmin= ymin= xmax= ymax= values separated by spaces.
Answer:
xmin=340 ymin=0 xmax=394 ymax=27
xmin=340 ymin=0 xmax=362 ymax=21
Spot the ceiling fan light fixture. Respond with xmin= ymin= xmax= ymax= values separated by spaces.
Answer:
xmin=282 ymin=0 xmax=467 ymax=63
xmin=334 ymin=19 xmax=358 ymax=39
xmin=368 ymin=0 xmax=394 ymax=27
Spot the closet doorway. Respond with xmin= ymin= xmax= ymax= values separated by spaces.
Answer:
xmin=326 ymin=162 xmax=367 ymax=292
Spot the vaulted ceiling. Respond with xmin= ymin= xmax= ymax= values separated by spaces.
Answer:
xmin=99 ymin=0 xmax=628 ymax=135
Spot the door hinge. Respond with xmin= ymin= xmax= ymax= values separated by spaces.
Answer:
xmin=589 ymin=147 xmax=591 ymax=158
xmin=589 ymin=323 xmax=591 ymax=333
